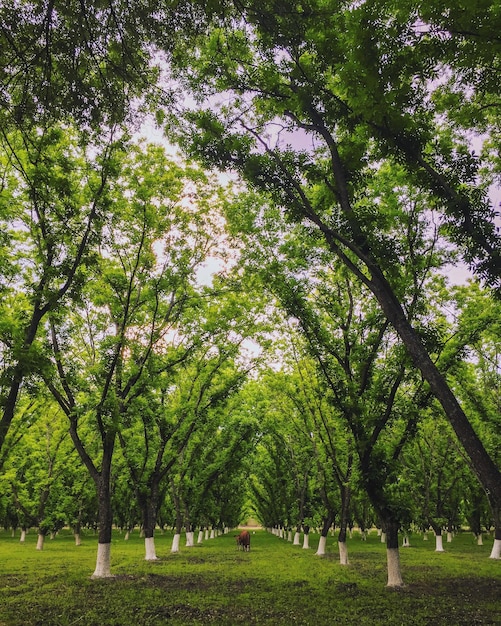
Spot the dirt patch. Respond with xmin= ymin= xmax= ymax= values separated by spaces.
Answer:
xmin=402 ymin=577 xmax=501 ymax=601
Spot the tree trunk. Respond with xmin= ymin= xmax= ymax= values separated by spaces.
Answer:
xmin=315 ymin=535 xmax=327 ymax=556
xmin=171 ymin=533 xmax=181 ymax=553
xmin=489 ymin=509 xmax=501 ymax=559
xmin=385 ymin=522 xmax=404 ymax=587
xmin=302 ymin=525 xmax=310 ymax=549
xmin=490 ymin=539 xmax=501 ymax=559
xmin=145 ymin=536 xmax=157 ymax=560
xmin=338 ymin=487 xmax=350 ymax=565
xmin=139 ymin=486 xmax=159 ymax=561
xmin=93 ymin=543 xmax=112 ymax=578
xmin=91 ymin=470 xmax=114 ymax=578
xmin=36 ymin=533 xmax=45 ymax=551
xmin=435 ymin=530 xmax=445 ymax=552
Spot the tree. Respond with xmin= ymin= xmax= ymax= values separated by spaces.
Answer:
xmin=166 ymin=0 xmax=501 ymax=551
xmin=3 ymin=400 xmax=74 ymax=550
xmin=0 ymin=124 xmax=122 ymax=461
xmin=44 ymin=141 xmax=222 ymax=576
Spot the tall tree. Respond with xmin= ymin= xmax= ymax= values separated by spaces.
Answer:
xmin=0 ymin=125 xmax=121 ymax=460
xmin=44 ymin=141 xmax=220 ymax=576
xmin=166 ymin=0 xmax=501 ymax=550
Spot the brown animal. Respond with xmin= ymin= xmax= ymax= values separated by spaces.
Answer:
xmin=235 ymin=530 xmax=251 ymax=552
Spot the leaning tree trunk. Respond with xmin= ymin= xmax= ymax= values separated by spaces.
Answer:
xmin=315 ymin=513 xmax=335 ymax=556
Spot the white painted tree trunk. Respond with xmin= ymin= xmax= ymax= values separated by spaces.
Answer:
xmin=489 ymin=538 xmax=501 ymax=559
xmin=423 ymin=532 xmax=428 ymax=540
xmin=20 ymin=530 xmax=26 ymax=543
xmin=302 ymin=534 xmax=309 ymax=549
xmin=210 ymin=529 xmax=215 ymax=539
xmin=287 ymin=530 xmax=292 ymax=542
xmin=338 ymin=541 xmax=349 ymax=565
xmin=171 ymin=533 xmax=181 ymax=553
xmin=11 ymin=529 xmax=15 ymax=538
xmin=315 ymin=535 xmax=326 ymax=556
xmin=477 ymin=534 xmax=483 ymax=546
xmin=293 ymin=532 xmax=301 ymax=545
xmin=386 ymin=548 xmax=404 ymax=587
xmin=74 ymin=533 xmax=81 ymax=546
xmin=124 ymin=531 xmax=130 ymax=541
xmin=402 ymin=535 xmax=410 ymax=547
xmin=447 ymin=531 xmax=453 ymax=543
xmin=145 ymin=536 xmax=158 ymax=560
xmin=204 ymin=529 xmax=209 ymax=540
xmin=36 ymin=534 xmax=45 ymax=551
xmin=435 ymin=534 xmax=445 ymax=552
xmin=197 ymin=530 xmax=204 ymax=544
xmin=92 ymin=543 xmax=113 ymax=578
xmin=380 ymin=532 xmax=386 ymax=543
xmin=185 ymin=531 xmax=194 ymax=547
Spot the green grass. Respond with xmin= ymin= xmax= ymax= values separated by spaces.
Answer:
xmin=0 ymin=528 xmax=500 ymax=625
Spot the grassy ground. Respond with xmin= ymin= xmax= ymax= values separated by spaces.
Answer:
xmin=0 ymin=528 xmax=500 ymax=625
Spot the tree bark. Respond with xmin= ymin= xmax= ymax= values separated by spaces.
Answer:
xmin=315 ymin=535 xmax=327 ymax=556
xmin=91 ymin=460 xmax=114 ymax=578
xmin=385 ymin=521 xmax=404 ymax=588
